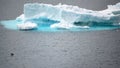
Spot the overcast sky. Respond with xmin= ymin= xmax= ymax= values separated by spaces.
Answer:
xmin=0 ymin=0 xmax=120 ymax=20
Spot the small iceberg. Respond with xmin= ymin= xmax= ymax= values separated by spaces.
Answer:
xmin=17 ymin=21 xmax=37 ymax=30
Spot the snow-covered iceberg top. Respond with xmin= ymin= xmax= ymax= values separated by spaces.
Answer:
xmin=16 ymin=2 xmax=120 ymax=30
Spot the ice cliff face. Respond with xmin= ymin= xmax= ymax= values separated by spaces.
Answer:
xmin=16 ymin=2 xmax=120 ymax=29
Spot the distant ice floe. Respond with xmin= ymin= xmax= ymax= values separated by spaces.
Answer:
xmin=16 ymin=2 xmax=120 ymax=30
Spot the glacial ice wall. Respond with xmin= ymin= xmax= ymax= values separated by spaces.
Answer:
xmin=16 ymin=2 xmax=120 ymax=29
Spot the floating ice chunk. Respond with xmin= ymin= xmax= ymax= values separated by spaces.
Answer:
xmin=17 ymin=21 xmax=37 ymax=30
xmin=16 ymin=2 xmax=120 ymax=29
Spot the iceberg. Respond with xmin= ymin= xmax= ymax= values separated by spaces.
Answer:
xmin=16 ymin=2 xmax=120 ymax=30
xmin=17 ymin=21 xmax=37 ymax=30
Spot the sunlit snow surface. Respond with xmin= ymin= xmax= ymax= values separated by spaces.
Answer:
xmin=0 ymin=2 xmax=120 ymax=31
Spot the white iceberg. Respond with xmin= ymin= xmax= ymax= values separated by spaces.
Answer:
xmin=17 ymin=21 xmax=37 ymax=30
xmin=16 ymin=2 xmax=120 ymax=29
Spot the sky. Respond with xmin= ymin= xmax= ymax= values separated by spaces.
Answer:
xmin=0 ymin=0 xmax=120 ymax=20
